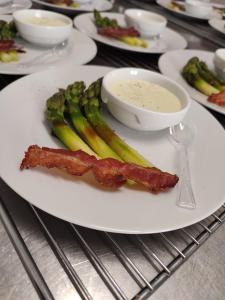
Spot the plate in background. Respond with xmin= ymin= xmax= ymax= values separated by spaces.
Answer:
xmin=74 ymin=12 xmax=187 ymax=54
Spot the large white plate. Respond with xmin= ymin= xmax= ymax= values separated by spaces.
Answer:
xmin=157 ymin=0 xmax=221 ymax=21
xmin=209 ymin=18 xmax=225 ymax=35
xmin=0 ymin=0 xmax=31 ymax=14
xmin=158 ymin=49 xmax=225 ymax=116
xmin=0 ymin=15 xmax=97 ymax=75
xmin=0 ymin=65 xmax=225 ymax=233
xmin=32 ymin=0 xmax=112 ymax=13
xmin=74 ymin=12 xmax=187 ymax=54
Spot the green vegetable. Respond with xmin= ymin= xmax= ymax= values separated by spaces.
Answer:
xmin=81 ymin=79 xmax=154 ymax=167
xmin=94 ymin=9 xmax=118 ymax=28
xmin=46 ymin=91 xmax=96 ymax=156
xmin=197 ymin=61 xmax=225 ymax=91
xmin=64 ymin=81 xmax=122 ymax=160
xmin=0 ymin=20 xmax=17 ymax=40
xmin=182 ymin=57 xmax=220 ymax=96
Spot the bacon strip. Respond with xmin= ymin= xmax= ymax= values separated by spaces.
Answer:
xmin=20 ymin=145 xmax=179 ymax=193
xmin=208 ymin=90 xmax=225 ymax=107
xmin=98 ymin=27 xmax=140 ymax=39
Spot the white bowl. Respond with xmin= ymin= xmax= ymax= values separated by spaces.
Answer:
xmin=185 ymin=1 xmax=212 ymax=18
xmin=214 ymin=48 xmax=225 ymax=81
xmin=101 ymin=68 xmax=190 ymax=131
xmin=124 ymin=9 xmax=167 ymax=39
xmin=13 ymin=9 xmax=72 ymax=47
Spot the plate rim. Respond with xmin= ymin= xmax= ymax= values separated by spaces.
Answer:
xmin=156 ymin=0 xmax=212 ymax=20
xmin=32 ymin=0 xmax=113 ymax=12
xmin=208 ymin=18 xmax=225 ymax=35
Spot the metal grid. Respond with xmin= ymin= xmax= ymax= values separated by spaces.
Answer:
xmin=1 ymin=194 xmax=225 ymax=300
xmin=1 ymin=1 xmax=225 ymax=299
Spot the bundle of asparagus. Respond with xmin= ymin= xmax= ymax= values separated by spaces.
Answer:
xmin=182 ymin=57 xmax=225 ymax=96
xmin=46 ymin=78 xmax=154 ymax=167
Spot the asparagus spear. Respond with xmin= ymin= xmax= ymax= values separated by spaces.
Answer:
xmin=197 ymin=61 xmax=225 ymax=91
xmin=182 ymin=57 xmax=220 ymax=96
xmin=64 ymin=81 xmax=122 ymax=160
xmin=81 ymin=79 xmax=154 ymax=167
xmin=46 ymin=90 xmax=96 ymax=156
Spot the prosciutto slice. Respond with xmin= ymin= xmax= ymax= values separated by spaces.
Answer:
xmin=21 ymin=145 xmax=179 ymax=193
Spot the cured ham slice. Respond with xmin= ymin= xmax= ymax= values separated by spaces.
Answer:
xmin=208 ymin=90 xmax=225 ymax=107
xmin=20 ymin=145 xmax=179 ymax=193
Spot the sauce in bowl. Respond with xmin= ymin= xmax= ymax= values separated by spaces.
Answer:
xmin=23 ymin=16 xmax=69 ymax=27
xmin=110 ymin=79 xmax=182 ymax=113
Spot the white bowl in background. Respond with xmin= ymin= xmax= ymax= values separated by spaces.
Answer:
xmin=185 ymin=1 xmax=212 ymax=18
xmin=214 ymin=48 xmax=225 ymax=81
xmin=101 ymin=68 xmax=190 ymax=131
xmin=124 ymin=9 xmax=167 ymax=39
xmin=13 ymin=9 xmax=72 ymax=47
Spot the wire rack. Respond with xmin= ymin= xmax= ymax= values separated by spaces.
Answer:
xmin=1 ymin=1 xmax=225 ymax=299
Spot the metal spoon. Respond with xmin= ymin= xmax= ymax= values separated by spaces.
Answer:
xmin=169 ymin=122 xmax=196 ymax=209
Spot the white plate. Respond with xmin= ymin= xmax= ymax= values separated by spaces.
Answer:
xmin=0 ymin=0 xmax=31 ymax=14
xmin=32 ymin=0 xmax=112 ymax=13
xmin=0 ymin=15 xmax=97 ymax=75
xmin=0 ymin=65 xmax=225 ymax=234
xmin=157 ymin=0 xmax=221 ymax=21
xmin=158 ymin=49 xmax=225 ymax=116
xmin=74 ymin=12 xmax=187 ymax=54
xmin=209 ymin=18 xmax=225 ymax=35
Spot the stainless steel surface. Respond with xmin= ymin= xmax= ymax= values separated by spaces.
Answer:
xmin=1 ymin=0 xmax=225 ymax=299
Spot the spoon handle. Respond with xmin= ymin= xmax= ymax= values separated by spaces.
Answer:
xmin=177 ymin=146 xmax=196 ymax=209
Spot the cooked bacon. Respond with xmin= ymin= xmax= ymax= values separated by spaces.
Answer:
xmin=93 ymin=158 xmax=127 ymax=188
xmin=208 ymin=90 xmax=225 ymax=107
xmin=0 ymin=40 xmax=25 ymax=52
xmin=98 ymin=27 xmax=140 ymax=38
xmin=20 ymin=145 xmax=179 ymax=193
xmin=121 ymin=165 xmax=178 ymax=193
xmin=20 ymin=145 xmax=97 ymax=176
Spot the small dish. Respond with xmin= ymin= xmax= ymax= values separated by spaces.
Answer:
xmin=101 ymin=68 xmax=190 ymax=131
xmin=124 ymin=9 xmax=167 ymax=39
xmin=13 ymin=9 xmax=72 ymax=47
xmin=185 ymin=0 xmax=212 ymax=18
xmin=214 ymin=48 xmax=225 ymax=81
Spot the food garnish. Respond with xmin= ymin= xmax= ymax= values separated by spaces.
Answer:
xmin=169 ymin=1 xmax=185 ymax=12
xmin=182 ymin=57 xmax=225 ymax=102
xmin=20 ymin=145 xmax=179 ymax=193
xmin=0 ymin=20 xmax=25 ymax=63
xmin=45 ymin=0 xmax=80 ymax=7
xmin=94 ymin=10 xmax=148 ymax=48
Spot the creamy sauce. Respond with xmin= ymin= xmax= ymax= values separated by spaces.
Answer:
xmin=110 ymin=79 xmax=182 ymax=113
xmin=24 ymin=17 xmax=68 ymax=27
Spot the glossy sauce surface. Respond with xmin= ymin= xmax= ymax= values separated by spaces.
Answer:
xmin=110 ymin=79 xmax=182 ymax=113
